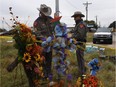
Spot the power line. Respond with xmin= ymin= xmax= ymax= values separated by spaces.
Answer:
xmin=64 ymin=0 xmax=77 ymax=10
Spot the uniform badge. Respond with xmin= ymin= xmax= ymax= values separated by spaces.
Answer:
xmin=79 ymin=24 xmax=84 ymax=28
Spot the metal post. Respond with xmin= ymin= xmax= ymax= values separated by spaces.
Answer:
xmin=55 ymin=0 xmax=59 ymax=17
xmin=95 ymin=15 xmax=98 ymax=29
xmin=2 ymin=17 xmax=4 ymax=29
xmin=95 ymin=16 xmax=97 ymax=25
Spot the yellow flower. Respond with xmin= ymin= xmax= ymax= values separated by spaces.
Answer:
xmin=26 ymin=44 xmax=33 ymax=52
xmin=39 ymin=66 xmax=43 ymax=71
xmin=23 ymin=53 xmax=31 ymax=63
xmin=20 ymin=23 xmax=28 ymax=29
xmin=26 ymin=32 xmax=32 ymax=38
xmin=34 ymin=54 xmax=40 ymax=62
xmin=76 ymin=77 xmax=82 ymax=87
xmin=31 ymin=35 xmax=37 ymax=42
xmin=41 ymin=73 xmax=44 ymax=77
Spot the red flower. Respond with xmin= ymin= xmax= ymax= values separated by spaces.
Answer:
xmin=83 ymin=76 xmax=98 ymax=87
xmin=31 ymin=43 xmax=42 ymax=56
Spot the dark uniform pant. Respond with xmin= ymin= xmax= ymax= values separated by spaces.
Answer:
xmin=43 ymin=51 xmax=52 ymax=78
xmin=76 ymin=44 xmax=86 ymax=76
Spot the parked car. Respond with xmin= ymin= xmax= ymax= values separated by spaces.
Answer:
xmin=90 ymin=28 xmax=97 ymax=32
xmin=93 ymin=27 xmax=112 ymax=44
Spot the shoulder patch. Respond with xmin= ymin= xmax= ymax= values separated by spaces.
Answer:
xmin=79 ymin=24 xmax=84 ymax=28
xmin=34 ymin=21 xmax=38 ymax=27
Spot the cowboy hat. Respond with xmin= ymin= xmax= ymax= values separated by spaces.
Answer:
xmin=71 ymin=11 xmax=85 ymax=17
xmin=37 ymin=4 xmax=52 ymax=16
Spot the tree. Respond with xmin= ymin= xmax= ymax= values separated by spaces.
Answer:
xmin=0 ymin=28 xmax=7 ymax=32
xmin=108 ymin=21 xmax=116 ymax=29
xmin=84 ymin=20 xmax=98 ymax=32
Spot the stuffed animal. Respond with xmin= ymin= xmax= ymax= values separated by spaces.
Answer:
xmin=88 ymin=58 xmax=101 ymax=76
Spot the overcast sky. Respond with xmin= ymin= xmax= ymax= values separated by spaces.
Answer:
xmin=0 ymin=0 xmax=116 ymax=30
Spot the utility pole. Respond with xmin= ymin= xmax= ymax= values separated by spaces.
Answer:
xmin=83 ymin=1 xmax=92 ymax=21
xmin=99 ymin=21 xmax=101 ymax=28
xmin=54 ymin=0 xmax=60 ymax=17
xmin=95 ymin=16 xmax=98 ymax=25
xmin=2 ymin=17 xmax=4 ymax=29
xmin=95 ymin=15 xmax=98 ymax=29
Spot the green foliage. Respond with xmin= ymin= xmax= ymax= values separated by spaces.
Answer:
xmin=0 ymin=37 xmax=28 ymax=87
xmin=0 ymin=38 xmax=17 ymax=58
xmin=0 ymin=28 xmax=7 ymax=32
xmin=87 ymin=32 xmax=94 ymax=42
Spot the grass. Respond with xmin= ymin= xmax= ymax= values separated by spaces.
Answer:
xmin=68 ymin=32 xmax=94 ymax=42
xmin=71 ymin=32 xmax=115 ymax=46
xmin=87 ymin=32 xmax=94 ymax=42
xmin=0 ymin=36 xmax=115 ymax=87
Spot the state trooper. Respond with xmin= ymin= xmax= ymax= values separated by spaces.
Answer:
xmin=33 ymin=4 xmax=54 ymax=79
xmin=71 ymin=11 xmax=88 ymax=76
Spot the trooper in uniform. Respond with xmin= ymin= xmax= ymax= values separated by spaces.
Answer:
xmin=7 ymin=4 xmax=54 ymax=87
xmin=71 ymin=11 xmax=88 ymax=76
xmin=33 ymin=4 xmax=54 ymax=78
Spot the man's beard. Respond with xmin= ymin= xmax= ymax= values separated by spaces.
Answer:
xmin=75 ymin=19 xmax=83 ymax=25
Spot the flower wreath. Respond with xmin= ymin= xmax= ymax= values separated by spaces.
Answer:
xmin=9 ymin=7 xmax=45 ymax=85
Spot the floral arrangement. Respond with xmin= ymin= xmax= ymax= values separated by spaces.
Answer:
xmin=75 ymin=75 xmax=104 ymax=87
xmin=8 ymin=7 xmax=104 ymax=87
xmin=9 ymin=7 xmax=45 ymax=86
xmin=83 ymin=75 xmax=98 ymax=87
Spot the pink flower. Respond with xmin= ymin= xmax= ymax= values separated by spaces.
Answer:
xmin=34 ymin=67 xmax=39 ymax=73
